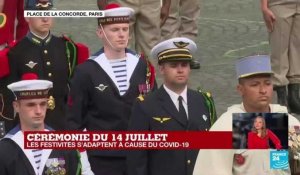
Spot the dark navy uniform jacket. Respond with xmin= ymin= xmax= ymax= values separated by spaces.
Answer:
xmin=0 ymin=32 xmax=70 ymax=133
xmin=0 ymin=125 xmax=81 ymax=175
xmin=127 ymin=86 xmax=212 ymax=175
xmin=66 ymin=48 xmax=156 ymax=157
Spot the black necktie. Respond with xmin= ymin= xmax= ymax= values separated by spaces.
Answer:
xmin=178 ymin=96 xmax=188 ymax=124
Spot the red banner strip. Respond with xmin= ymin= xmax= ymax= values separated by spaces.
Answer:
xmin=24 ymin=131 xmax=233 ymax=150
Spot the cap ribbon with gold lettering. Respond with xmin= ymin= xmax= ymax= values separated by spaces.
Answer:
xmin=98 ymin=3 xmax=134 ymax=26
xmin=7 ymin=73 xmax=53 ymax=100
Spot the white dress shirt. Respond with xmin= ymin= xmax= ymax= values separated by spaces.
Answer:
xmin=163 ymin=84 xmax=188 ymax=118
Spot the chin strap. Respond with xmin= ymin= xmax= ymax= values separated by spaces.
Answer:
xmin=99 ymin=24 xmax=129 ymax=51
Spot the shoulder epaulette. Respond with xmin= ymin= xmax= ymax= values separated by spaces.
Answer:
xmin=62 ymin=35 xmax=90 ymax=78
xmin=197 ymin=87 xmax=217 ymax=126
xmin=0 ymin=40 xmax=18 ymax=78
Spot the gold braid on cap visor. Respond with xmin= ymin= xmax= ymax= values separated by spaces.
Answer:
xmin=158 ymin=48 xmax=192 ymax=61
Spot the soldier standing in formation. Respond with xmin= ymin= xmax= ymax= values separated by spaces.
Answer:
xmin=127 ymin=37 xmax=216 ymax=175
xmin=0 ymin=78 xmax=82 ymax=175
xmin=0 ymin=0 xmax=89 ymax=135
xmin=193 ymin=55 xmax=299 ymax=175
xmin=261 ymin=0 xmax=300 ymax=114
xmin=67 ymin=4 xmax=156 ymax=175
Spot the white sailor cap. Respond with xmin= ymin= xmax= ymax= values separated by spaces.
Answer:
xmin=7 ymin=76 xmax=53 ymax=100
xmin=235 ymin=55 xmax=273 ymax=79
xmin=98 ymin=3 xmax=134 ymax=25
xmin=150 ymin=37 xmax=197 ymax=64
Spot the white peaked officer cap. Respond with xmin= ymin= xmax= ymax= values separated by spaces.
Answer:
xmin=235 ymin=55 xmax=273 ymax=79
xmin=150 ymin=37 xmax=197 ymax=64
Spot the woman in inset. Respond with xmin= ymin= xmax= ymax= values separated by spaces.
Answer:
xmin=247 ymin=116 xmax=282 ymax=149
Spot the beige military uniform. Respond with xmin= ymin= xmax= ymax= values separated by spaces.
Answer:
xmin=109 ymin=0 xmax=161 ymax=59
xmin=192 ymin=103 xmax=299 ymax=175
xmin=268 ymin=0 xmax=300 ymax=86
xmin=161 ymin=0 xmax=200 ymax=41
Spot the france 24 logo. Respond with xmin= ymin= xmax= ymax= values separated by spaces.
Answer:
xmin=270 ymin=150 xmax=289 ymax=169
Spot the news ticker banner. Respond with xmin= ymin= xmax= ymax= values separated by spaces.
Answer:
xmin=24 ymin=10 xmax=104 ymax=18
xmin=24 ymin=131 xmax=232 ymax=150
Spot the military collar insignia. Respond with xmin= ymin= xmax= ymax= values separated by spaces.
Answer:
xmin=25 ymin=61 xmax=38 ymax=69
xmin=45 ymin=35 xmax=52 ymax=44
xmin=202 ymin=114 xmax=208 ymax=121
xmin=153 ymin=117 xmax=171 ymax=123
xmin=174 ymin=41 xmax=189 ymax=48
xmin=27 ymin=32 xmax=52 ymax=46
xmin=95 ymin=84 xmax=108 ymax=92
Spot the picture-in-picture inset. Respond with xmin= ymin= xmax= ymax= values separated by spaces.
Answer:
xmin=232 ymin=113 xmax=288 ymax=149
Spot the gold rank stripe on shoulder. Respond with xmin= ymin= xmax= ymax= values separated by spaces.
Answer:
xmin=152 ymin=117 xmax=171 ymax=123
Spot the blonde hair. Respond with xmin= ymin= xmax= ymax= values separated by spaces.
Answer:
xmin=251 ymin=116 xmax=267 ymax=138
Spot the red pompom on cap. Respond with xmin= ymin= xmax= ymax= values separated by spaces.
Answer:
xmin=105 ymin=3 xmax=120 ymax=10
xmin=21 ymin=73 xmax=38 ymax=80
